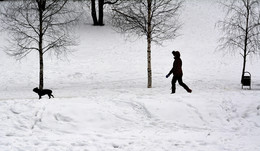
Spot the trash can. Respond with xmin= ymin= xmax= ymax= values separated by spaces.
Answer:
xmin=241 ymin=71 xmax=251 ymax=89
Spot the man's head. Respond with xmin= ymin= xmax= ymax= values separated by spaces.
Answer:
xmin=172 ymin=51 xmax=180 ymax=58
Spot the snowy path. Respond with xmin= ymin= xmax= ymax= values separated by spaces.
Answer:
xmin=0 ymin=83 xmax=260 ymax=151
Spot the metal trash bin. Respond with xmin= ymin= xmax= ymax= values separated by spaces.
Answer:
xmin=241 ymin=71 xmax=251 ymax=89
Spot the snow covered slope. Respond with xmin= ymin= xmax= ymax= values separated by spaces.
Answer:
xmin=0 ymin=0 xmax=260 ymax=151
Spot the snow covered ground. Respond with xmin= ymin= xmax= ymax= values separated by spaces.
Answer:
xmin=0 ymin=0 xmax=260 ymax=151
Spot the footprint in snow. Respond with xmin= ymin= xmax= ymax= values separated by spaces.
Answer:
xmin=10 ymin=107 xmax=21 ymax=114
xmin=54 ymin=113 xmax=73 ymax=122
xmin=257 ymin=105 xmax=260 ymax=110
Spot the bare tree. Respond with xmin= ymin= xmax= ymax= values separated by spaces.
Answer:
xmin=75 ymin=0 xmax=118 ymax=25
xmin=217 ymin=0 xmax=260 ymax=83
xmin=111 ymin=0 xmax=183 ymax=88
xmin=91 ymin=0 xmax=118 ymax=26
xmin=0 ymin=0 xmax=79 ymax=90
xmin=91 ymin=0 xmax=98 ymax=25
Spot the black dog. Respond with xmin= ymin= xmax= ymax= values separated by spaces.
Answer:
xmin=33 ymin=87 xmax=54 ymax=99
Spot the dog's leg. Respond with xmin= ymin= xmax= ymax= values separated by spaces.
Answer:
xmin=48 ymin=94 xmax=54 ymax=99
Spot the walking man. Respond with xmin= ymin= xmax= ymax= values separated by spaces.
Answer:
xmin=166 ymin=51 xmax=192 ymax=94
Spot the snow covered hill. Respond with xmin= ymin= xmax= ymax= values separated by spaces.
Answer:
xmin=0 ymin=0 xmax=260 ymax=151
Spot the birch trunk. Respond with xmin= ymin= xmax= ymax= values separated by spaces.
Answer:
xmin=147 ymin=0 xmax=152 ymax=88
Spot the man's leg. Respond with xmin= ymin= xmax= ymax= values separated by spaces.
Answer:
xmin=178 ymin=76 xmax=192 ymax=93
xmin=171 ymin=76 xmax=177 ymax=93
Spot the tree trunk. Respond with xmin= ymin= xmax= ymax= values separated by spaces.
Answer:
xmin=38 ymin=0 xmax=45 ymax=90
xmin=147 ymin=0 xmax=152 ymax=88
xmin=147 ymin=36 xmax=152 ymax=88
xmin=91 ymin=0 xmax=98 ymax=25
xmin=39 ymin=52 xmax=44 ymax=90
xmin=241 ymin=2 xmax=250 ymax=83
xmin=241 ymin=54 xmax=246 ymax=83
xmin=98 ymin=0 xmax=104 ymax=26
